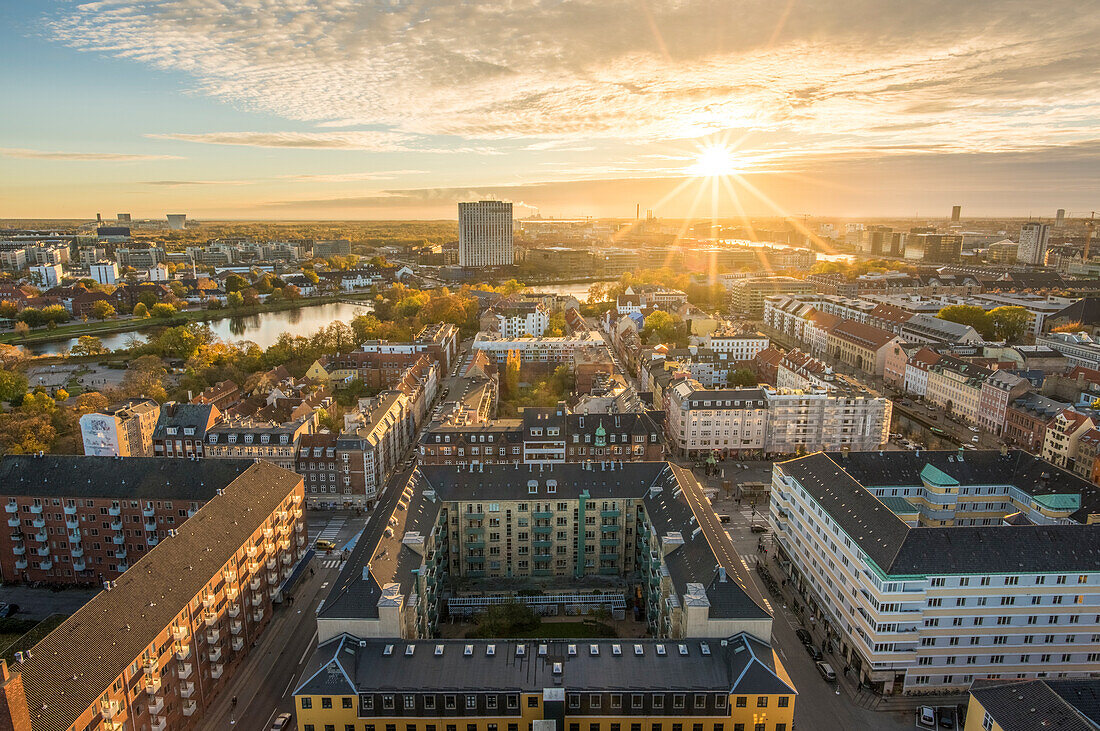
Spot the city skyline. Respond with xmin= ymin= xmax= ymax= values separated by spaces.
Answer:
xmin=2 ymin=1 xmax=1100 ymax=219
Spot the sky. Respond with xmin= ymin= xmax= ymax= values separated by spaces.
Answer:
xmin=2 ymin=0 xmax=1099 ymax=220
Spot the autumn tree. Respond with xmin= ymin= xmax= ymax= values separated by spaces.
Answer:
xmin=91 ymin=300 xmax=117 ymax=320
xmin=0 ymin=370 xmax=27 ymax=403
xmin=71 ymin=335 xmax=108 ymax=357
xmin=988 ymin=306 xmax=1031 ymax=342
xmin=937 ymin=305 xmax=993 ymax=339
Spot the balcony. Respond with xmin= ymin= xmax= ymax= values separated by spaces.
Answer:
xmin=182 ymin=700 xmax=197 ymax=717
xmin=263 ymin=527 xmax=274 ymax=540
xmin=70 ymin=546 xmax=84 ymax=558
xmin=465 ymin=540 xmax=485 ymax=549
xmin=175 ymin=645 xmax=191 ymax=661
xmin=204 ymin=612 xmax=217 ymax=628
xmin=143 ymin=507 xmax=155 ymax=518
xmin=465 ymin=511 xmax=485 ymax=520
xmin=250 ymin=577 xmax=261 ymax=591
xmin=3 ymin=504 xmax=17 ymax=514
xmin=228 ymin=603 xmax=241 ymax=618
xmin=533 ymin=510 xmax=553 ymax=519
xmin=211 ymin=663 xmax=223 ymax=680
xmin=64 ymin=504 xmax=77 ymax=516
xmin=181 ymin=680 xmax=195 ymax=698
xmin=35 ymin=546 xmax=50 ymax=557
xmin=100 ymin=700 xmax=121 ymax=719
xmin=230 ymin=620 xmax=242 ymax=635
xmin=252 ymin=609 xmax=264 ymax=622
xmin=109 ymin=520 xmax=123 ymax=531
xmin=111 ymin=534 xmax=124 ymax=545
xmin=150 ymin=716 xmax=166 ymax=731
xmin=202 ymin=593 xmax=216 ymax=609
xmin=226 ymin=585 xmax=239 ymax=600
xmin=114 ymin=549 xmax=127 ymax=560
xmin=12 ymin=546 xmax=24 ymax=556
xmin=65 ymin=518 xmax=80 ymax=530
xmin=29 ymin=504 xmax=42 ymax=515
xmin=600 ymin=538 xmax=620 ymax=547
xmin=251 ymin=593 xmax=263 ymax=607
xmin=32 ymin=531 xmax=47 ymax=543
xmin=223 ymin=569 xmax=237 ymax=582
xmin=178 ymin=663 xmax=193 ymax=681
xmin=293 ymin=507 xmax=303 ymax=520
xmin=601 ymin=509 xmax=621 ymax=517
xmin=232 ymin=636 xmax=244 ymax=652
xmin=147 ymin=536 xmax=159 ymax=547
xmin=145 ymin=676 xmax=162 ymax=695
xmin=296 ymin=535 xmax=306 ymax=547
xmin=14 ymin=559 xmax=26 ymax=570
xmin=265 ymin=557 xmax=276 ymax=571
xmin=144 ymin=521 xmax=157 ymax=532
xmin=263 ymin=541 xmax=275 ymax=554
xmin=278 ymin=539 xmax=291 ymax=552
xmin=171 ymin=625 xmax=189 ymax=641
xmin=6 ymin=517 xmax=19 ymax=528
xmin=246 ymin=546 xmax=258 ymax=558
xmin=280 ymin=551 xmax=293 ymax=564
xmin=117 ymin=562 xmax=129 ymax=572
xmin=73 ymin=560 xmax=86 ymax=572
xmin=209 ymin=647 xmax=222 ymax=663
xmin=206 ymin=628 xmax=221 ymax=644
xmin=108 ymin=506 xmax=121 ymax=517
xmin=533 ymin=525 xmax=552 ymax=535
xmin=31 ymin=518 xmax=45 ymax=529
xmin=533 ymin=539 xmax=552 ymax=549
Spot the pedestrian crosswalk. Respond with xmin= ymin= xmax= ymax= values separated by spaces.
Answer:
xmin=321 ymin=559 xmax=345 ymax=570
xmin=316 ymin=517 xmax=345 ymax=542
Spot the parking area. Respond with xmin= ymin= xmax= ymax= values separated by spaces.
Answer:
xmin=0 ymin=585 xmax=99 ymax=621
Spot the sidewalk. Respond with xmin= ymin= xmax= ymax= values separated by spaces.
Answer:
xmin=758 ymin=556 xmax=967 ymax=714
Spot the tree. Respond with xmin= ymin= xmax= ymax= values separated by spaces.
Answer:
xmin=120 ymin=356 xmax=169 ymax=402
xmin=13 ymin=322 xmax=29 ymax=339
xmin=301 ymin=269 xmax=320 ymax=285
xmin=351 ymin=313 xmax=384 ymax=342
xmin=502 ymin=350 xmax=521 ymax=399
xmin=224 ymin=273 xmax=249 ymax=293
xmin=987 ymin=306 xmax=1030 ymax=343
xmin=132 ymin=302 xmax=150 ymax=318
xmin=150 ymin=303 xmax=177 ymax=318
xmin=53 ymin=388 xmax=69 ymax=402
xmin=937 ymin=305 xmax=993 ymax=339
xmin=642 ymin=310 xmax=683 ymax=345
xmin=19 ymin=392 xmax=57 ymax=415
xmin=0 ymin=413 xmax=56 ymax=454
xmin=1050 ymin=321 xmax=1085 ymax=334
xmin=227 ymin=291 xmax=245 ymax=309
xmin=91 ymin=300 xmax=116 ymax=320
xmin=728 ymin=368 xmax=758 ymax=387
xmin=74 ymin=391 xmax=109 ymax=415
xmin=71 ymin=335 xmax=108 ymax=357
xmin=545 ymin=311 xmax=566 ymax=337
xmin=0 ymin=370 xmax=27 ymax=402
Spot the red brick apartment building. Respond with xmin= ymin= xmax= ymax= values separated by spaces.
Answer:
xmin=0 ymin=459 xmax=305 ymax=731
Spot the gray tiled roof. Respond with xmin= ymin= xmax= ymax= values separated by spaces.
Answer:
xmin=0 ymin=456 xmax=254 ymax=500
xmin=297 ymin=632 xmax=794 ymax=696
xmin=969 ymin=678 xmax=1100 ymax=731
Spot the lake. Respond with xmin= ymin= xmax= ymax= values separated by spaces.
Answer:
xmin=23 ymin=301 xmax=376 ymax=356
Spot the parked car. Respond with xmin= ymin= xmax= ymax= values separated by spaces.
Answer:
xmin=971 ymin=435 xmax=979 ymax=443
xmin=272 ymin=713 xmax=293 ymax=730
xmin=917 ymin=706 xmax=936 ymax=729
xmin=815 ymin=661 xmax=836 ymax=682
xmin=0 ymin=604 xmax=18 ymax=618
xmin=938 ymin=706 xmax=957 ymax=729
xmin=796 ymin=628 xmax=813 ymax=646
xmin=805 ymin=644 xmax=822 ymax=661
xmin=968 ymin=426 xmax=979 ymax=432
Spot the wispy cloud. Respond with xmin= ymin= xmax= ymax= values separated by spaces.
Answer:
xmin=147 ymin=131 xmax=498 ymax=155
xmin=142 ymin=179 xmax=254 ymax=186
xmin=44 ymin=0 xmax=1100 ymax=162
xmin=277 ymin=170 xmax=429 ymax=182
xmin=1 ymin=147 xmax=182 ymax=161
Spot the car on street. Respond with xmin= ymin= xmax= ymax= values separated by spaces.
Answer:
xmin=815 ymin=661 xmax=835 ymax=682
xmin=272 ymin=713 xmax=293 ymax=730
xmin=937 ymin=706 xmax=957 ymax=729
xmin=916 ymin=706 xmax=936 ymax=729
xmin=971 ymin=435 xmax=979 ymax=442
xmin=805 ymin=644 xmax=822 ymax=661
xmin=0 ymin=604 xmax=18 ymax=618
xmin=796 ymin=628 xmax=813 ymax=646
xmin=315 ymin=539 xmax=337 ymax=551
xmin=968 ymin=426 xmax=979 ymax=432
xmin=750 ymin=523 xmax=768 ymax=533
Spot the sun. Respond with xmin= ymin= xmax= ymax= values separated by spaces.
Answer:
xmin=688 ymin=144 xmax=739 ymax=177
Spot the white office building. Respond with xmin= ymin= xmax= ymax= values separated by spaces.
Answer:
xmin=89 ymin=261 xmax=119 ymax=285
xmin=459 ymin=200 xmax=514 ymax=267
xmin=1018 ymin=222 xmax=1051 ymax=266
xmin=772 ymin=450 xmax=1100 ymax=696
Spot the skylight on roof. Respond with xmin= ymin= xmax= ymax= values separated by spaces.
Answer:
xmin=700 ymin=643 xmax=711 ymax=655
xmin=435 ymin=645 xmax=444 ymax=656
xmin=487 ymin=644 xmax=496 ymax=656
xmin=515 ymin=644 xmax=524 ymax=656
xmin=405 ymin=645 xmax=415 ymax=656
xmin=464 ymin=644 xmax=473 ymax=656
xmin=568 ymin=644 xmax=577 ymax=656
xmin=656 ymin=644 xmax=666 ymax=655
xmin=634 ymin=644 xmax=643 ymax=656
xmin=590 ymin=644 xmax=599 ymax=656
xmin=384 ymin=644 xmax=394 ymax=656
xmin=678 ymin=644 xmax=688 ymax=655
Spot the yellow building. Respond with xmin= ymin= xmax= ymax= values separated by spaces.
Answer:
xmin=964 ymin=677 xmax=1100 ymax=731
xmin=295 ymin=634 xmax=795 ymax=731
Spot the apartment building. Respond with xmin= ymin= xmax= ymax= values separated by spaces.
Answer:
xmin=964 ymin=678 xmax=1100 ymax=731
xmin=314 ymin=461 xmax=773 ymax=644
xmin=1004 ymin=393 xmax=1069 ymax=452
xmin=472 ymin=332 xmax=607 ymax=365
xmin=826 ymin=320 xmax=901 ymax=376
xmin=295 ymin=634 xmax=795 ymax=731
xmin=1038 ymin=332 xmax=1100 ymax=370
xmin=977 ymin=371 xmax=1031 ymax=437
xmin=616 ymin=285 xmax=689 ymax=314
xmin=480 ymin=299 xmax=550 ymax=338
xmin=772 ymin=450 xmax=1099 ymax=695
xmin=205 ymin=415 xmax=316 ymax=471
xmin=666 ymin=379 xmax=890 ymax=459
xmin=727 ymin=277 xmax=814 ymax=317
xmin=0 ymin=460 xmax=305 ymax=731
xmin=79 ymin=398 xmax=160 ymax=456
xmin=459 ymin=200 xmax=514 ymax=268
xmin=703 ymin=329 xmax=771 ymax=362
xmin=1040 ymin=410 xmax=1095 ymax=471
xmin=902 ymin=348 xmax=942 ymax=397
xmin=418 ymin=408 xmax=665 ymax=466
xmin=152 ymin=402 xmax=221 ymax=458
xmin=924 ymin=356 xmax=991 ymax=424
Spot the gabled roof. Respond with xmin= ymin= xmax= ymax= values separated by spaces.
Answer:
xmin=969 ymin=678 xmax=1100 ymax=731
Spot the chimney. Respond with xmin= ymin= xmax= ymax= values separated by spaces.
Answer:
xmin=718 ymin=566 xmax=727 ymax=583
xmin=0 ymin=660 xmax=33 ymax=730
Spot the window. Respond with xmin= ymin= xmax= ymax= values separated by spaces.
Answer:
xmin=405 ymin=696 xmax=415 ymax=710
xmin=322 ymin=698 xmax=333 ymax=709
xmin=757 ymin=697 xmax=767 ymax=707
xmin=425 ymin=696 xmax=436 ymax=710
xmin=632 ymin=694 xmax=643 ymax=709
xmin=777 ymin=697 xmax=789 ymax=707
xmin=611 ymin=694 xmax=622 ymax=709
xmin=344 ymin=698 xmax=354 ymax=709
xmin=736 ymin=697 xmax=747 ymax=708
xmin=528 ymin=697 xmax=540 ymax=708
xmin=301 ymin=698 xmax=313 ymax=709
xmin=673 ymin=694 xmax=685 ymax=709
xmin=466 ymin=696 xmax=477 ymax=709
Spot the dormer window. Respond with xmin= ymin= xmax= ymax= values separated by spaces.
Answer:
xmin=244 ymin=434 xmax=254 ymax=444
xmin=183 ymin=427 xmax=195 ymax=436
xmin=166 ymin=427 xmax=178 ymax=436
xmin=209 ymin=435 xmax=218 ymax=444
xmin=228 ymin=434 xmax=237 ymax=444
xmin=260 ymin=434 xmax=270 ymax=444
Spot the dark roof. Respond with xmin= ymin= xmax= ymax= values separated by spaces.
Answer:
xmin=778 ymin=450 xmax=1100 ymax=575
xmin=0 ymin=456 xmax=254 ymax=500
xmin=297 ymin=632 xmax=794 ymax=697
xmin=151 ymin=402 xmax=217 ymax=439
xmin=1049 ymin=297 xmax=1100 ymax=326
xmin=18 ymin=461 xmax=302 ymax=731
xmin=969 ymin=678 xmax=1100 ymax=731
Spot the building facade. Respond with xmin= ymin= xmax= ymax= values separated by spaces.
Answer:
xmin=79 ymin=398 xmax=159 ymax=457
xmin=459 ymin=201 xmax=514 ymax=268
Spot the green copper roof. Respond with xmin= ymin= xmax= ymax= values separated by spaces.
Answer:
xmin=920 ymin=462 xmax=959 ymax=488
xmin=878 ymin=496 xmax=919 ymax=516
xmin=1033 ymin=493 xmax=1081 ymax=511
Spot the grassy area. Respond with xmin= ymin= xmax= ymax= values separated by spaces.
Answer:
xmin=0 ymin=614 xmax=67 ymax=662
xmin=1 ymin=291 xmax=377 ymax=346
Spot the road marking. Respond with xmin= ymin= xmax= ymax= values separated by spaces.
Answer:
xmin=263 ymin=709 xmax=278 ymax=730
xmin=299 ymin=630 xmax=318 ymax=666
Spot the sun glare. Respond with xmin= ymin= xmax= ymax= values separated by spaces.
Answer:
xmin=689 ymin=144 xmax=738 ymax=177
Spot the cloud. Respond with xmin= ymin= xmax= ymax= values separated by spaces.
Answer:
xmin=147 ymin=131 xmax=498 ymax=154
xmin=142 ymin=179 xmax=253 ymax=186
xmin=0 ymin=147 xmax=182 ymax=161
xmin=44 ymin=0 xmax=1100 ymax=162
xmin=277 ymin=170 xmax=430 ymax=182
